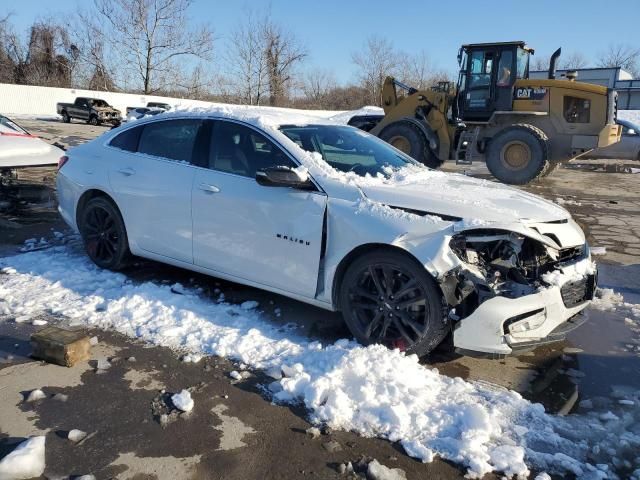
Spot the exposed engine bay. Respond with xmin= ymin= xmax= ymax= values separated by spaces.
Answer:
xmin=441 ymin=229 xmax=586 ymax=320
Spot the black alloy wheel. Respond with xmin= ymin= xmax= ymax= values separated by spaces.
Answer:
xmin=80 ymin=197 xmax=129 ymax=270
xmin=339 ymin=250 xmax=449 ymax=357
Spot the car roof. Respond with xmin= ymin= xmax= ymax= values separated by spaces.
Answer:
xmin=618 ymin=118 xmax=639 ymax=129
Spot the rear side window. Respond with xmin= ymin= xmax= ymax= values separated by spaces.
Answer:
xmin=109 ymin=126 xmax=142 ymax=152
xmin=138 ymin=119 xmax=203 ymax=163
xmin=564 ymin=96 xmax=591 ymax=123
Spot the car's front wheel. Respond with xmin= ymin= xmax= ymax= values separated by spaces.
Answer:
xmin=339 ymin=250 xmax=449 ymax=357
xmin=79 ymin=197 xmax=130 ymax=270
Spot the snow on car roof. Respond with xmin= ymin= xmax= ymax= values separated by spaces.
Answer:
xmin=153 ymin=104 xmax=341 ymax=129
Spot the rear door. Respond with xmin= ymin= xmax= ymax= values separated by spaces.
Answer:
xmin=107 ymin=118 xmax=206 ymax=263
xmin=192 ymin=120 xmax=327 ymax=297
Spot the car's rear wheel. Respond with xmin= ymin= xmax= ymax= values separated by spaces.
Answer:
xmin=61 ymin=111 xmax=70 ymax=123
xmin=79 ymin=197 xmax=129 ymax=270
xmin=339 ymin=250 xmax=449 ymax=357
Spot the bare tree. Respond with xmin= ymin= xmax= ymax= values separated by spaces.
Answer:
xmin=352 ymin=35 xmax=400 ymax=106
xmin=397 ymin=49 xmax=431 ymax=89
xmin=0 ymin=13 xmax=16 ymax=83
xmin=531 ymin=54 xmax=550 ymax=72
xmin=561 ymin=52 xmax=589 ymax=70
xmin=92 ymin=0 xmax=214 ymax=94
xmin=226 ymin=10 xmax=269 ymax=105
xmin=302 ymin=68 xmax=336 ymax=106
xmin=225 ymin=8 xmax=306 ymax=107
xmin=597 ymin=44 xmax=640 ymax=76
xmin=263 ymin=20 xmax=307 ymax=106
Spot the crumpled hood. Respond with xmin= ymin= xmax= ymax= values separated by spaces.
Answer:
xmin=359 ymin=173 xmax=570 ymax=223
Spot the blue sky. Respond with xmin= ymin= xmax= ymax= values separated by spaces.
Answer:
xmin=4 ymin=0 xmax=638 ymax=83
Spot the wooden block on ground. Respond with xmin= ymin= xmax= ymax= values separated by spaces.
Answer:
xmin=30 ymin=326 xmax=91 ymax=367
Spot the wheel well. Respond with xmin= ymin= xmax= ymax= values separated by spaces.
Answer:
xmin=76 ymin=189 xmax=119 ymax=227
xmin=331 ymin=243 xmax=428 ymax=310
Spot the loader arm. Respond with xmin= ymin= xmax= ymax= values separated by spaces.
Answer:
xmin=373 ymin=76 xmax=454 ymax=161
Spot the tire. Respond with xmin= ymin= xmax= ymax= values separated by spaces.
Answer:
xmin=78 ymin=197 xmax=130 ymax=270
xmin=88 ymin=115 xmax=99 ymax=126
xmin=485 ymin=124 xmax=549 ymax=184
xmin=61 ymin=111 xmax=70 ymax=123
xmin=338 ymin=249 xmax=449 ymax=357
xmin=379 ymin=122 xmax=443 ymax=169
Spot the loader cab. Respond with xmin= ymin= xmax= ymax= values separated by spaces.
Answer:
xmin=455 ymin=41 xmax=533 ymax=121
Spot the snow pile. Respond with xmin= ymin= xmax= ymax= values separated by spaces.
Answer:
xmin=328 ymin=106 xmax=384 ymax=125
xmin=171 ymin=390 xmax=194 ymax=412
xmin=1 ymin=247 xmax=640 ymax=478
xmin=0 ymin=436 xmax=45 ymax=480
xmin=25 ymin=389 xmax=46 ymax=402
xmin=592 ymin=288 xmax=640 ymax=318
xmin=367 ymin=459 xmax=407 ymax=480
xmin=67 ymin=429 xmax=87 ymax=443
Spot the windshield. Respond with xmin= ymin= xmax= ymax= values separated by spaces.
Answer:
xmin=0 ymin=115 xmax=29 ymax=134
xmin=279 ymin=125 xmax=417 ymax=176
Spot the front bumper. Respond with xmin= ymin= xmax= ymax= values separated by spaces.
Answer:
xmin=453 ymin=272 xmax=596 ymax=355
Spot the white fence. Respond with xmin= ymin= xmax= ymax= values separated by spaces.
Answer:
xmin=0 ymin=83 xmax=340 ymax=118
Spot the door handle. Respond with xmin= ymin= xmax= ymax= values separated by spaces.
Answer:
xmin=117 ymin=167 xmax=135 ymax=176
xmin=198 ymin=183 xmax=220 ymax=193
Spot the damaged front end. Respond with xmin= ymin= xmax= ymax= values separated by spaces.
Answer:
xmin=439 ymin=227 xmax=596 ymax=354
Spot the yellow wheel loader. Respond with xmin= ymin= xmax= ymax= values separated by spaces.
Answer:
xmin=365 ymin=41 xmax=621 ymax=184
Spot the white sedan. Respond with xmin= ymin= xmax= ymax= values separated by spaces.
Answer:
xmin=56 ymin=109 xmax=596 ymax=356
xmin=1 ymin=114 xmax=64 ymax=169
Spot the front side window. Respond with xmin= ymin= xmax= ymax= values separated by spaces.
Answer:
xmin=564 ymin=96 xmax=591 ymax=123
xmin=137 ymin=119 xmax=203 ymax=163
xmin=209 ymin=121 xmax=296 ymax=177
xmin=496 ymin=51 xmax=513 ymax=86
xmin=516 ymin=48 xmax=529 ymax=79
xmin=280 ymin=125 xmax=416 ymax=177
xmin=469 ymin=50 xmax=493 ymax=88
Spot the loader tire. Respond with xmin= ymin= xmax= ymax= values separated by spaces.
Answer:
xmin=485 ymin=124 xmax=549 ymax=185
xmin=379 ymin=122 xmax=443 ymax=169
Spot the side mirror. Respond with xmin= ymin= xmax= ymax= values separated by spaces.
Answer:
xmin=627 ymin=128 xmax=636 ymax=136
xmin=256 ymin=166 xmax=313 ymax=189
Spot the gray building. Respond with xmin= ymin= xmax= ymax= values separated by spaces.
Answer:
xmin=530 ymin=67 xmax=640 ymax=110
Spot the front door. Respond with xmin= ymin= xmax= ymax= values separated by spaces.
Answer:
xmin=192 ymin=120 xmax=327 ymax=298
xmin=107 ymin=118 xmax=206 ymax=263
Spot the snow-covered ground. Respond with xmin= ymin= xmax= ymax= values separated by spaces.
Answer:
xmin=1 ymin=240 xmax=640 ymax=479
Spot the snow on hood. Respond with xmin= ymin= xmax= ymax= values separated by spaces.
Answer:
xmin=359 ymin=170 xmax=570 ymax=223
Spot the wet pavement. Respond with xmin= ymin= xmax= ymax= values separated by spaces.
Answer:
xmin=1 ymin=118 xmax=639 ymax=478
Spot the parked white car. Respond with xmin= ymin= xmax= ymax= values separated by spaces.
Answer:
xmin=1 ymin=114 xmax=64 ymax=169
xmin=124 ymin=107 xmax=165 ymax=123
xmin=584 ymin=119 xmax=640 ymax=160
xmin=56 ymin=109 xmax=596 ymax=356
